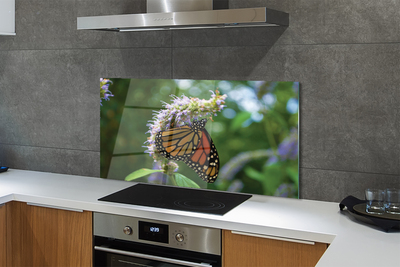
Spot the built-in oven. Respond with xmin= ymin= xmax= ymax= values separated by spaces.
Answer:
xmin=94 ymin=212 xmax=222 ymax=267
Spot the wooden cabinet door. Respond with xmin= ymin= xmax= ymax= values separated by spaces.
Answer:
xmin=0 ymin=204 xmax=6 ymax=267
xmin=6 ymin=201 xmax=92 ymax=267
xmin=223 ymin=230 xmax=327 ymax=267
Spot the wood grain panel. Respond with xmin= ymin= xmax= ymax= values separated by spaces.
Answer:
xmin=6 ymin=201 xmax=92 ymax=267
xmin=0 ymin=204 xmax=6 ymax=267
xmin=223 ymin=230 xmax=327 ymax=267
xmin=6 ymin=201 xmax=28 ymax=267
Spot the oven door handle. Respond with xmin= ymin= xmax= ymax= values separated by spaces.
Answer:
xmin=94 ymin=246 xmax=213 ymax=267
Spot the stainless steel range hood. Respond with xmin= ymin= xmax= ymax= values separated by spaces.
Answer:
xmin=77 ymin=0 xmax=289 ymax=32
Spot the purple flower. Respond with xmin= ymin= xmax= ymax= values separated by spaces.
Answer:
xmin=227 ymin=180 xmax=244 ymax=192
xmin=100 ymin=78 xmax=113 ymax=105
xmin=144 ymin=90 xmax=227 ymax=176
xmin=274 ymin=183 xmax=297 ymax=198
xmin=266 ymin=155 xmax=279 ymax=166
xmin=277 ymin=128 xmax=298 ymax=161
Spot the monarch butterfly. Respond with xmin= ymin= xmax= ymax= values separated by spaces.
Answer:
xmin=155 ymin=119 xmax=219 ymax=183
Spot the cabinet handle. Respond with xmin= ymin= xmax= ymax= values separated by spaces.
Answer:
xmin=27 ymin=202 xmax=83 ymax=213
xmin=231 ymin=231 xmax=315 ymax=245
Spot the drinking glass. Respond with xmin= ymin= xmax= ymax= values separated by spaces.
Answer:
xmin=365 ymin=189 xmax=385 ymax=214
xmin=385 ymin=188 xmax=400 ymax=214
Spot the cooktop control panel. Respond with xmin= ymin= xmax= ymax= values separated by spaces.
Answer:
xmin=94 ymin=212 xmax=221 ymax=255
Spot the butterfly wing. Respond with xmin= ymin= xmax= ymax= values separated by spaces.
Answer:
xmin=155 ymin=126 xmax=202 ymax=160
xmin=184 ymin=128 xmax=219 ymax=183
xmin=155 ymin=119 xmax=219 ymax=183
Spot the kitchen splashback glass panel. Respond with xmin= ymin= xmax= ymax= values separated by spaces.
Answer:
xmin=100 ymin=79 xmax=299 ymax=198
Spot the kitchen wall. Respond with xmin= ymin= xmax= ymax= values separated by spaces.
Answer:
xmin=0 ymin=0 xmax=399 ymax=202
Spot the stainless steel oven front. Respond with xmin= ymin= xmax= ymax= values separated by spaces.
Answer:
xmin=93 ymin=213 xmax=222 ymax=267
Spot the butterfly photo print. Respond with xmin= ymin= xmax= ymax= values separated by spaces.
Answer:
xmin=100 ymin=79 xmax=299 ymax=198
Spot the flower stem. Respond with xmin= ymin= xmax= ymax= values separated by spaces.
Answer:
xmin=264 ymin=118 xmax=277 ymax=150
xmin=169 ymin=174 xmax=177 ymax=186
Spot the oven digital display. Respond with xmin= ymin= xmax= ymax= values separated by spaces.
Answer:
xmin=138 ymin=221 xmax=169 ymax=244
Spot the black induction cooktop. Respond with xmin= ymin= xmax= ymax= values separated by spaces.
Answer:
xmin=99 ymin=183 xmax=252 ymax=215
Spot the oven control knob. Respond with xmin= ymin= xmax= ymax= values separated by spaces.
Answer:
xmin=123 ymin=226 xmax=133 ymax=235
xmin=175 ymin=233 xmax=184 ymax=242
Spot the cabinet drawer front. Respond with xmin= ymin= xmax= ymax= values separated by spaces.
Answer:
xmin=0 ymin=204 xmax=7 ymax=267
xmin=6 ymin=201 xmax=92 ymax=267
xmin=223 ymin=230 xmax=327 ymax=267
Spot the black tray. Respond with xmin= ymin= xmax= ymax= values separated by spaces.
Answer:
xmin=339 ymin=195 xmax=400 ymax=232
xmin=353 ymin=203 xmax=400 ymax=221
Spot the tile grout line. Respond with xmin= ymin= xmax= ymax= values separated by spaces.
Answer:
xmin=1 ymin=41 xmax=400 ymax=53
xmin=0 ymin=143 xmax=99 ymax=153
xmin=300 ymin=166 xmax=400 ymax=177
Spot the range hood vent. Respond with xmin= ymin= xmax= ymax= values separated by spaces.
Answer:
xmin=77 ymin=0 xmax=288 ymax=32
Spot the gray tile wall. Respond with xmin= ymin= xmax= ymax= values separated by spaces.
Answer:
xmin=0 ymin=0 xmax=399 ymax=202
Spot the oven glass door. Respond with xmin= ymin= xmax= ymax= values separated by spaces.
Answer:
xmin=97 ymin=246 xmax=212 ymax=267
xmin=94 ymin=237 xmax=221 ymax=267
xmin=110 ymin=253 xmax=186 ymax=267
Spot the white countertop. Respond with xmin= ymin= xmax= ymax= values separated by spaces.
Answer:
xmin=1 ymin=169 xmax=399 ymax=266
